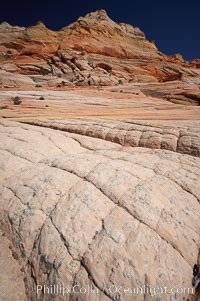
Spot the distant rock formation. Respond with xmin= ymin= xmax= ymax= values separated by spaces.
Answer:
xmin=0 ymin=10 xmax=199 ymax=105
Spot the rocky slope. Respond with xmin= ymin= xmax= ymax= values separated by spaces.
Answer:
xmin=21 ymin=118 xmax=200 ymax=157
xmin=0 ymin=87 xmax=199 ymax=159
xmin=0 ymin=120 xmax=200 ymax=301
xmin=0 ymin=10 xmax=200 ymax=105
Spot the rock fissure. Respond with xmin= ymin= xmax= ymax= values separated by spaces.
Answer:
xmin=45 ymin=160 xmax=193 ymax=267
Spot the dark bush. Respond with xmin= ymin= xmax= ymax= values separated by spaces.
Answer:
xmin=39 ymin=96 xmax=45 ymax=100
xmin=4 ymin=50 xmax=12 ymax=58
xmin=12 ymin=96 xmax=22 ymax=105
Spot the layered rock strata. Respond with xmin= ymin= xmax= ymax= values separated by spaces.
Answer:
xmin=0 ymin=10 xmax=199 ymax=105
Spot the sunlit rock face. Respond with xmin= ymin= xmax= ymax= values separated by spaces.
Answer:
xmin=0 ymin=9 xmax=200 ymax=105
xmin=0 ymin=120 xmax=200 ymax=301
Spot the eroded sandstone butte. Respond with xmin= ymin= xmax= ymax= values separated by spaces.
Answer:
xmin=0 ymin=9 xmax=200 ymax=105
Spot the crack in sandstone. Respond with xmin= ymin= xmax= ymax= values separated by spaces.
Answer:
xmin=46 ymin=161 xmax=192 ymax=267
xmin=1 ymin=121 xmax=200 ymax=301
xmin=0 ymin=148 xmax=34 ymax=163
xmin=1 ymin=125 xmax=199 ymax=263
xmin=46 ymin=193 xmax=117 ymax=301
xmin=10 ymin=173 xmax=115 ymax=297
xmin=98 ymin=150 xmax=200 ymax=203
xmin=21 ymin=122 xmax=95 ymax=152
xmin=80 ymin=258 xmax=116 ymax=301
xmin=3 ymin=186 xmax=27 ymax=208
xmin=37 ymin=130 xmax=66 ymax=155
xmin=3 ymin=148 xmax=197 ymax=285
xmin=66 ymin=217 xmax=117 ymax=301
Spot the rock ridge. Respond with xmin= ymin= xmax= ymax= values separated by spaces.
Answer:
xmin=0 ymin=9 xmax=199 ymax=104
xmin=20 ymin=119 xmax=200 ymax=157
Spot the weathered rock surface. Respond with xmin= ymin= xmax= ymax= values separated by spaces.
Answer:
xmin=0 ymin=10 xmax=199 ymax=105
xmin=0 ymin=120 xmax=199 ymax=300
xmin=0 ymin=88 xmax=200 ymax=122
xmin=0 ymin=230 xmax=27 ymax=300
xmin=20 ymin=118 xmax=200 ymax=157
xmin=109 ymin=81 xmax=200 ymax=106
xmin=0 ymin=9 xmax=200 ymax=300
xmin=0 ymin=88 xmax=199 ymax=157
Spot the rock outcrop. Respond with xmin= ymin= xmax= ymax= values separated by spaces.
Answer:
xmin=0 ymin=10 xmax=200 ymax=105
xmin=0 ymin=120 xmax=200 ymax=301
xmin=21 ymin=118 xmax=200 ymax=157
xmin=0 ymin=9 xmax=200 ymax=301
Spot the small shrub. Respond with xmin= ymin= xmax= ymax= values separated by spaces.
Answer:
xmin=4 ymin=50 xmax=12 ymax=58
xmin=35 ymin=84 xmax=42 ymax=88
xmin=39 ymin=96 xmax=45 ymax=100
xmin=0 ymin=105 xmax=8 ymax=110
xmin=45 ymin=105 xmax=49 ymax=107
xmin=118 ymin=79 xmax=123 ymax=85
xmin=12 ymin=96 xmax=22 ymax=105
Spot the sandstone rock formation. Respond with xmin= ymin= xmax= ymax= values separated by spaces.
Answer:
xmin=0 ymin=10 xmax=199 ymax=105
xmin=0 ymin=120 xmax=200 ymax=301
xmin=0 ymin=9 xmax=200 ymax=301
xmin=21 ymin=118 xmax=200 ymax=157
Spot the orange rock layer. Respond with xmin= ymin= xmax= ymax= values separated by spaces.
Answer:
xmin=0 ymin=10 xmax=199 ymax=105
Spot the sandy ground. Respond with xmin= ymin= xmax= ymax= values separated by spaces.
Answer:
xmin=0 ymin=87 xmax=200 ymax=121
